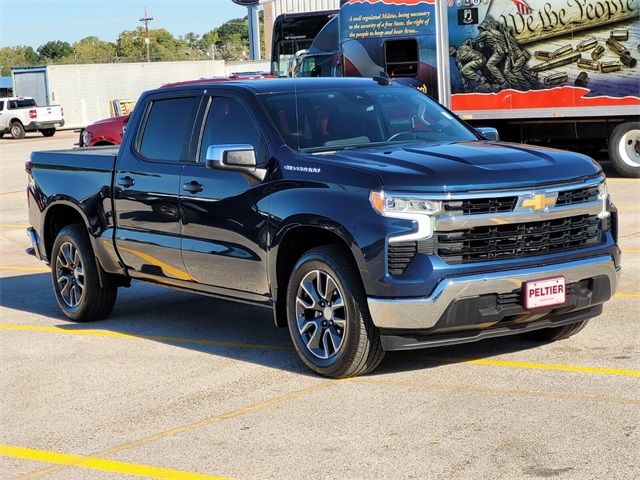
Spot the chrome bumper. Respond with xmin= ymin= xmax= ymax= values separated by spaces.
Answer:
xmin=367 ymin=255 xmax=620 ymax=330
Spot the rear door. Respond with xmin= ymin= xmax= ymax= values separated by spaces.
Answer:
xmin=113 ymin=91 xmax=201 ymax=283
xmin=179 ymin=93 xmax=271 ymax=300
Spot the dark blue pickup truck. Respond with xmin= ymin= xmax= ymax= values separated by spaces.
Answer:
xmin=26 ymin=78 xmax=620 ymax=377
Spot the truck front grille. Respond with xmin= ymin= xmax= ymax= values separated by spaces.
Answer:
xmin=443 ymin=197 xmax=517 ymax=215
xmin=556 ymin=186 xmax=599 ymax=206
xmin=436 ymin=214 xmax=606 ymax=264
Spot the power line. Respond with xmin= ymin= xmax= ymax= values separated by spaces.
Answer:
xmin=139 ymin=6 xmax=154 ymax=62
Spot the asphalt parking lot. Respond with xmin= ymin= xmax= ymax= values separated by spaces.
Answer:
xmin=1 ymin=130 xmax=638 ymax=479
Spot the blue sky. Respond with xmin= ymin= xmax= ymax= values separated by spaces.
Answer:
xmin=0 ymin=0 xmax=250 ymax=49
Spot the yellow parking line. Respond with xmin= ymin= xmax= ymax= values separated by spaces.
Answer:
xmin=2 ymin=323 xmax=639 ymax=377
xmin=352 ymin=378 xmax=640 ymax=405
xmin=17 ymin=381 xmax=335 ymax=480
xmin=0 ymin=223 xmax=29 ymax=228
xmin=615 ymin=205 xmax=640 ymax=212
xmin=416 ymin=355 xmax=640 ymax=377
xmin=0 ymin=324 xmax=290 ymax=351
xmin=0 ymin=265 xmax=49 ymax=272
xmin=0 ymin=444 xmax=227 ymax=480
xmin=621 ymin=248 xmax=640 ymax=253
xmin=615 ymin=292 xmax=640 ymax=298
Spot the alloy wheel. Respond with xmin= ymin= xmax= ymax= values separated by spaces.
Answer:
xmin=295 ymin=269 xmax=347 ymax=360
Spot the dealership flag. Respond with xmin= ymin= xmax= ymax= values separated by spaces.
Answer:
xmin=511 ymin=0 xmax=532 ymax=15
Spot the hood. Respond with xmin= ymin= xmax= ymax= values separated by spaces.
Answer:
xmin=316 ymin=141 xmax=602 ymax=193
xmin=91 ymin=114 xmax=129 ymax=127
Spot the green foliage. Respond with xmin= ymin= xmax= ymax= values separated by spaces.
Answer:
xmin=0 ymin=45 xmax=39 ymax=76
xmin=0 ymin=12 xmax=264 ymax=73
xmin=37 ymin=40 xmax=73 ymax=60
xmin=73 ymin=37 xmax=117 ymax=63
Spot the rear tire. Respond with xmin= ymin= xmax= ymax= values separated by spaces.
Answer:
xmin=41 ymin=128 xmax=56 ymax=137
xmin=286 ymin=245 xmax=384 ymax=378
xmin=609 ymin=122 xmax=640 ymax=178
xmin=10 ymin=122 xmax=25 ymax=139
xmin=522 ymin=319 xmax=590 ymax=342
xmin=51 ymin=224 xmax=117 ymax=322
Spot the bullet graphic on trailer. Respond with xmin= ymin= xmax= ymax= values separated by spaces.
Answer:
xmin=606 ymin=38 xmax=629 ymax=56
xmin=577 ymin=58 xmax=600 ymax=71
xmin=531 ymin=53 xmax=581 ymax=72
xmin=576 ymin=38 xmax=597 ymax=52
xmin=591 ymin=45 xmax=605 ymax=60
xmin=552 ymin=44 xmax=573 ymax=58
xmin=620 ymin=53 xmax=637 ymax=68
xmin=534 ymin=50 xmax=553 ymax=60
xmin=574 ymin=72 xmax=589 ymax=88
xmin=610 ymin=30 xmax=629 ymax=41
xmin=600 ymin=61 xmax=622 ymax=73
xmin=544 ymin=72 xmax=568 ymax=85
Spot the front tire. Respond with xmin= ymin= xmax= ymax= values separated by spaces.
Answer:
xmin=609 ymin=122 xmax=640 ymax=178
xmin=522 ymin=319 xmax=590 ymax=342
xmin=41 ymin=128 xmax=56 ymax=137
xmin=286 ymin=245 xmax=384 ymax=378
xmin=10 ymin=122 xmax=25 ymax=139
xmin=51 ymin=224 xmax=117 ymax=321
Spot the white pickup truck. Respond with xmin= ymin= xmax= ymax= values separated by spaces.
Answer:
xmin=0 ymin=97 xmax=64 ymax=139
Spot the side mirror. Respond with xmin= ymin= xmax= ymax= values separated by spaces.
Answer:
xmin=205 ymin=144 xmax=266 ymax=181
xmin=475 ymin=127 xmax=500 ymax=141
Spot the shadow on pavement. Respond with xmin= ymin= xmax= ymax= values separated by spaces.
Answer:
xmin=1 ymin=272 xmax=549 ymax=377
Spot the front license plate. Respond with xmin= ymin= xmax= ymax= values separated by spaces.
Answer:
xmin=523 ymin=276 xmax=566 ymax=309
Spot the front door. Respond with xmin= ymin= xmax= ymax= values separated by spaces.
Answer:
xmin=180 ymin=95 xmax=271 ymax=300
xmin=114 ymin=92 xmax=201 ymax=283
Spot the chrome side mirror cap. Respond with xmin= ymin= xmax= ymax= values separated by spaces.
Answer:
xmin=476 ymin=127 xmax=500 ymax=141
xmin=205 ymin=144 xmax=266 ymax=181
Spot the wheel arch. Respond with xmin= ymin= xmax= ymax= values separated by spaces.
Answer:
xmin=271 ymin=221 xmax=364 ymax=328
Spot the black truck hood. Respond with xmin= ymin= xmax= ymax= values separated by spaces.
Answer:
xmin=317 ymin=141 xmax=602 ymax=192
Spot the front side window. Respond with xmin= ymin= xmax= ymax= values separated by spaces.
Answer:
xmin=0 ymin=101 xmax=4 ymax=111
xmin=261 ymin=86 xmax=478 ymax=152
xmin=138 ymin=96 xmax=199 ymax=162
xmin=199 ymin=97 xmax=266 ymax=163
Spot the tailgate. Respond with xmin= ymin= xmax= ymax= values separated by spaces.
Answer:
xmin=36 ymin=105 xmax=63 ymax=122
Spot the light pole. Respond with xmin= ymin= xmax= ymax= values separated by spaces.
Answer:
xmin=139 ymin=6 xmax=154 ymax=62
xmin=231 ymin=0 xmax=261 ymax=60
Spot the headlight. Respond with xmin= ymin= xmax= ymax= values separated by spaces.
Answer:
xmin=597 ymin=180 xmax=610 ymax=219
xmin=370 ymin=190 xmax=442 ymax=242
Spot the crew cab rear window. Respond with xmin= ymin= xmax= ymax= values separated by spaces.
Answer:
xmin=138 ymin=96 xmax=199 ymax=162
xmin=0 ymin=101 xmax=3 ymax=111
xmin=8 ymin=99 xmax=37 ymax=109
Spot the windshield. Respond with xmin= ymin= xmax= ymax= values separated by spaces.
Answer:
xmin=260 ymin=86 xmax=478 ymax=152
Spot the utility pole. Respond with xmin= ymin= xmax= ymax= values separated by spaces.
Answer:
xmin=139 ymin=6 xmax=153 ymax=62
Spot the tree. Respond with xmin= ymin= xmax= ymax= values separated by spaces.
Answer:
xmin=0 ymin=46 xmax=39 ymax=76
xmin=73 ymin=37 xmax=116 ymax=63
xmin=37 ymin=40 xmax=73 ymax=61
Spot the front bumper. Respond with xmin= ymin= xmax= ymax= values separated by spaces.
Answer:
xmin=367 ymin=254 xmax=619 ymax=333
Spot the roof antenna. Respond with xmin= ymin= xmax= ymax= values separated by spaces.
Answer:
xmin=373 ymin=71 xmax=391 ymax=86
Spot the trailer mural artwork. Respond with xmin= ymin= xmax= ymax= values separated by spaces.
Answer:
xmin=448 ymin=0 xmax=640 ymax=112
xmin=339 ymin=0 xmax=439 ymax=95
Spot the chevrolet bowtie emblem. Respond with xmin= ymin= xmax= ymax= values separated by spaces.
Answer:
xmin=519 ymin=193 xmax=557 ymax=211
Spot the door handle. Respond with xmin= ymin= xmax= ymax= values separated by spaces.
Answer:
xmin=117 ymin=176 xmax=135 ymax=188
xmin=182 ymin=181 xmax=203 ymax=193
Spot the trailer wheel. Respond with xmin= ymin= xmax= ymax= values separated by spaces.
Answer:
xmin=609 ymin=122 xmax=640 ymax=178
xmin=10 ymin=122 xmax=25 ymax=139
xmin=41 ymin=128 xmax=56 ymax=137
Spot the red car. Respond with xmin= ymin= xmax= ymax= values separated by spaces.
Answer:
xmin=78 ymin=73 xmax=276 ymax=147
